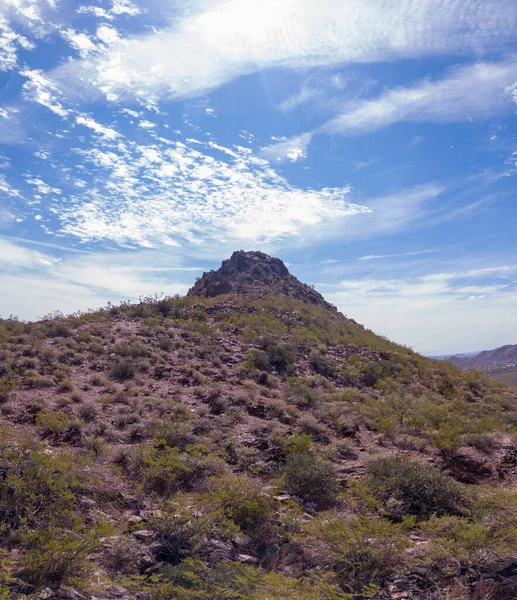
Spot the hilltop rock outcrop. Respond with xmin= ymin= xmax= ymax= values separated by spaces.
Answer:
xmin=188 ymin=250 xmax=336 ymax=310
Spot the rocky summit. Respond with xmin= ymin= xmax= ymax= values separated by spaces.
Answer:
xmin=1 ymin=252 xmax=517 ymax=600
xmin=188 ymin=250 xmax=336 ymax=310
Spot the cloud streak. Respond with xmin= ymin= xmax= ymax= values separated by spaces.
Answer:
xmin=50 ymin=0 xmax=517 ymax=104
xmin=323 ymin=58 xmax=517 ymax=136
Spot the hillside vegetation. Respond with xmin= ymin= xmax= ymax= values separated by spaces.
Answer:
xmin=2 ymin=255 xmax=517 ymax=599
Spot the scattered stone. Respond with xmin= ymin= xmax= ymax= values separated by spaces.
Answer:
xmin=132 ymin=529 xmax=155 ymax=542
xmin=56 ymin=588 xmax=86 ymax=600
xmin=128 ymin=515 xmax=143 ymax=525
xmin=140 ymin=554 xmax=156 ymax=569
xmin=38 ymin=588 xmax=54 ymax=600
xmin=237 ymin=554 xmax=258 ymax=564
xmin=78 ymin=496 xmax=96 ymax=508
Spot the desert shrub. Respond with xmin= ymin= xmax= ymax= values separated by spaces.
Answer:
xmin=286 ymin=378 xmax=319 ymax=408
xmin=105 ymin=535 xmax=141 ymax=575
xmin=36 ymin=410 xmax=69 ymax=437
xmin=303 ymin=514 xmax=411 ymax=595
xmin=0 ymin=549 xmax=18 ymax=600
xmin=79 ymin=403 xmax=97 ymax=422
xmin=420 ymin=514 xmax=517 ymax=571
xmin=82 ymin=435 xmax=105 ymax=455
xmin=246 ymin=349 xmax=270 ymax=372
xmin=151 ymin=497 xmax=236 ymax=565
xmin=156 ymin=557 xmax=330 ymax=600
xmin=47 ymin=322 xmax=72 ymax=338
xmin=260 ymin=337 xmax=297 ymax=373
xmin=394 ymin=434 xmax=427 ymax=452
xmin=57 ymin=379 xmax=73 ymax=392
xmin=0 ymin=431 xmax=81 ymax=531
xmin=120 ymin=444 xmax=192 ymax=495
xmin=429 ymin=422 xmax=463 ymax=457
xmin=366 ymin=455 xmax=462 ymax=519
xmin=109 ymin=359 xmax=136 ymax=382
xmin=0 ymin=377 xmax=15 ymax=405
xmin=152 ymin=421 xmax=196 ymax=450
xmin=284 ymin=451 xmax=337 ymax=508
xmin=463 ymin=432 xmax=498 ymax=453
xmin=90 ymin=374 xmax=105 ymax=386
xmin=158 ymin=336 xmax=172 ymax=351
xmin=332 ymin=438 xmax=358 ymax=459
xmin=21 ymin=522 xmax=111 ymax=586
xmin=309 ymin=351 xmax=335 ymax=377
xmin=297 ymin=413 xmax=329 ymax=442
xmin=207 ymin=475 xmax=274 ymax=532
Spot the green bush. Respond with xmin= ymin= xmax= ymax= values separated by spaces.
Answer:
xmin=284 ymin=451 xmax=337 ymax=508
xmin=118 ymin=444 xmax=198 ymax=495
xmin=150 ymin=496 xmax=236 ymax=565
xmin=109 ymin=359 xmax=136 ymax=382
xmin=260 ymin=337 xmax=297 ymax=372
xmin=366 ymin=455 xmax=462 ymax=519
xmin=156 ymin=557 xmax=336 ymax=600
xmin=208 ymin=475 xmax=273 ymax=532
xmin=35 ymin=410 xmax=69 ymax=437
xmin=309 ymin=351 xmax=335 ymax=377
xmin=303 ymin=514 xmax=411 ymax=595
xmin=0 ymin=430 xmax=80 ymax=532
xmin=79 ymin=403 xmax=97 ymax=422
xmin=21 ymin=522 xmax=111 ymax=586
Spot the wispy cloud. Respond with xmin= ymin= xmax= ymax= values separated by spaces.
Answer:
xmin=325 ymin=265 xmax=517 ymax=353
xmin=322 ymin=58 xmax=517 ymax=136
xmin=359 ymin=250 xmax=436 ymax=261
xmin=0 ymin=237 xmax=192 ymax=319
xmin=260 ymin=133 xmax=312 ymax=163
xmin=279 ymin=85 xmax=320 ymax=113
xmin=50 ymin=0 xmax=517 ymax=104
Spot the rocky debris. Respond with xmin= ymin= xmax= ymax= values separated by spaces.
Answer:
xmin=497 ymin=446 xmax=517 ymax=477
xmin=91 ymin=585 xmax=130 ymax=599
xmin=128 ymin=515 xmax=144 ymax=525
xmin=37 ymin=589 xmax=54 ymax=600
xmin=446 ymin=451 xmax=492 ymax=484
xmin=191 ymin=538 xmax=239 ymax=563
xmin=132 ymin=529 xmax=155 ymax=542
xmin=56 ymin=588 xmax=87 ymax=600
xmin=236 ymin=553 xmax=258 ymax=564
xmin=188 ymin=250 xmax=336 ymax=310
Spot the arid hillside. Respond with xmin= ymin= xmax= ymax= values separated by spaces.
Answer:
xmin=2 ymin=252 xmax=517 ymax=600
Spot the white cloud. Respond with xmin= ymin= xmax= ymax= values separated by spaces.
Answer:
xmin=61 ymin=28 xmax=98 ymax=57
xmin=279 ymin=85 xmax=320 ymax=113
xmin=326 ymin=266 xmax=517 ymax=353
xmin=25 ymin=177 xmax=61 ymax=195
xmin=75 ymin=115 xmax=120 ymax=139
xmin=0 ymin=238 xmax=192 ymax=319
xmin=50 ymin=0 xmax=517 ymax=104
xmin=322 ymin=58 xmax=517 ymax=136
xmin=0 ymin=0 xmax=60 ymax=71
xmin=359 ymin=250 xmax=435 ymax=261
xmin=0 ymin=238 xmax=59 ymax=268
xmin=261 ymin=133 xmax=312 ymax=163
xmin=0 ymin=15 xmax=33 ymax=71
xmin=46 ymin=135 xmax=366 ymax=247
xmin=21 ymin=69 xmax=70 ymax=117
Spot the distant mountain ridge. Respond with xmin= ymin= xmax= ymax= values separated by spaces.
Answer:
xmin=449 ymin=344 xmax=517 ymax=373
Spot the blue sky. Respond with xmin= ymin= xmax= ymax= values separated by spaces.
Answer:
xmin=1 ymin=0 xmax=517 ymax=354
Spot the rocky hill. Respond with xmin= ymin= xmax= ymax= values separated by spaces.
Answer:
xmin=1 ymin=252 xmax=517 ymax=600
xmin=450 ymin=344 xmax=517 ymax=374
xmin=188 ymin=250 xmax=336 ymax=310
